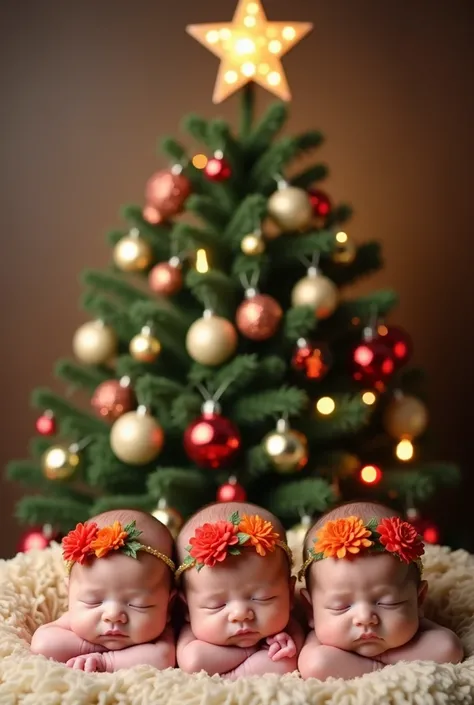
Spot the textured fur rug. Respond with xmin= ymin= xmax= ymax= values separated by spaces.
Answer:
xmin=0 ymin=542 xmax=473 ymax=704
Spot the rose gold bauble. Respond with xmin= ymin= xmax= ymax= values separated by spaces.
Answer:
xmin=110 ymin=408 xmax=164 ymax=465
xmin=267 ymin=185 xmax=313 ymax=232
xmin=291 ymin=269 xmax=339 ymax=319
xmin=151 ymin=503 xmax=183 ymax=538
xmin=236 ymin=293 xmax=283 ymax=341
xmin=148 ymin=258 xmax=183 ymax=296
xmin=113 ymin=232 xmax=153 ymax=272
xmin=129 ymin=327 xmax=161 ymax=363
xmin=91 ymin=378 xmax=136 ymax=421
xmin=72 ymin=320 xmax=118 ymax=365
xmin=383 ymin=394 xmax=428 ymax=439
xmin=143 ymin=169 xmax=192 ymax=224
xmin=241 ymin=232 xmax=265 ymax=255
xmin=186 ymin=313 xmax=238 ymax=366
xmin=262 ymin=419 xmax=308 ymax=474
xmin=42 ymin=444 xmax=80 ymax=480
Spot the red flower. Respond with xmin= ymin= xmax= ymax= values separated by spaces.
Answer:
xmin=62 ymin=522 xmax=98 ymax=564
xmin=189 ymin=520 xmax=239 ymax=567
xmin=377 ymin=517 xmax=424 ymax=564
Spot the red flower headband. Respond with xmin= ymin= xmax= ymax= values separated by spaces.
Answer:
xmin=62 ymin=520 xmax=175 ymax=574
xmin=175 ymin=511 xmax=293 ymax=581
xmin=298 ymin=515 xmax=425 ymax=581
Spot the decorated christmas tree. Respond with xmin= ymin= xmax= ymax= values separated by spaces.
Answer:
xmin=7 ymin=0 xmax=460 ymax=551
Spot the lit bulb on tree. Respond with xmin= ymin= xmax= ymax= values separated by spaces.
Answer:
xmin=262 ymin=418 xmax=308 ymax=474
xmin=186 ymin=309 xmax=238 ymax=366
xmin=184 ymin=400 xmax=241 ymax=470
xmin=143 ymin=165 xmax=192 ymax=224
xmin=267 ymin=178 xmax=313 ymax=232
xmin=291 ymin=338 xmax=332 ymax=381
xmin=91 ymin=376 xmax=136 ymax=421
xmin=36 ymin=410 xmax=56 ymax=436
xmin=203 ymin=150 xmax=232 ymax=181
xmin=72 ymin=320 xmax=118 ymax=366
xmin=383 ymin=393 xmax=428 ymax=440
xmin=359 ymin=464 xmax=383 ymax=486
xmin=129 ymin=325 xmax=161 ymax=363
xmin=236 ymin=280 xmax=283 ymax=341
xmin=406 ymin=508 xmax=440 ymax=545
xmin=42 ymin=442 xmax=81 ymax=480
xmin=332 ymin=231 xmax=356 ymax=265
xmin=148 ymin=256 xmax=183 ymax=296
xmin=217 ymin=476 xmax=247 ymax=503
xmin=110 ymin=406 xmax=164 ymax=465
xmin=113 ymin=228 xmax=154 ymax=272
xmin=291 ymin=265 xmax=339 ymax=320
xmin=151 ymin=500 xmax=183 ymax=539
xmin=351 ymin=325 xmax=395 ymax=388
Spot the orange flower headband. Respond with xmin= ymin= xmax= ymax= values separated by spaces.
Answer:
xmin=298 ymin=515 xmax=425 ymax=581
xmin=175 ymin=512 xmax=293 ymax=581
xmin=62 ymin=520 xmax=175 ymax=575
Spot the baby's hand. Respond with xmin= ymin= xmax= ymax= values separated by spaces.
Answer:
xmin=66 ymin=652 xmax=107 ymax=672
xmin=265 ymin=632 xmax=296 ymax=661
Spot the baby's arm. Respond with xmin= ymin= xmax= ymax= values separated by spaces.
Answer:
xmin=30 ymin=612 xmax=105 ymax=662
xmin=378 ymin=618 xmax=464 ymax=665
xmin=177 ymin=624 xmax=256 ymax=676
xmin=298 ymin=630 xmax=380 ymax=680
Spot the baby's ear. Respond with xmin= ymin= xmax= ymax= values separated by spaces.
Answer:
xmin=417 ymin=579 xmax=428 ymax=614
xmin=299 ymin=587 xmax=314 ymax=628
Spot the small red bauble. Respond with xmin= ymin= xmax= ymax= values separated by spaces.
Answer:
xmin=204 ymin=154 xmax=232 ymax=182
xmin=377 ymin=324 xmax=413 ymax=367
xmin=143 ymin=168 xmax=192 ymax=224
xmin=351 ymin=337 xmax=395 ymax=387
xmin=308 ymin=188 xmax=332 ymax=219
xmin=36 ymin=411 xmax=56 ymax=436
xmin=217 ymin=477 xmax=247 ymax=502
xmin=17 ymin=525 xmax=59 ymax=553
xmin=184 ymin=403 xmax=241 ymax=470
xmin=91 ymin=378 xmax=136 ymax=421
xmin=148 ymin=258 xmax=183 ymax=296
xmin=236 ymin=292 xmax=283 ymax=341
xmin=407 ymin=510 xmax=440 ymax=545
xmin=291 ymin=339 xmax=332 ymax=380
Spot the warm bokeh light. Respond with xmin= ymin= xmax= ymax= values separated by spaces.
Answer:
xmin=316 ymin=396 xmax=336 ymax=415
xmin=395 ymin=438 xmax=414 ymax=461
xmin=335 ymin=230 xmax=348 ymax=244
xmin=196 ymin=249 xmax=209 ymax=273
xmin=359 ymin=464 xmax=383 ymax=485
xmin=192 ymin=153 xmax=208 ymax=169
xmin=362 ymin=391 xmax=377 ymax=405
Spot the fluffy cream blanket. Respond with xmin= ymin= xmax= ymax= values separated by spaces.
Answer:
xmin=0 ymin=542 xmax=473 ymax=705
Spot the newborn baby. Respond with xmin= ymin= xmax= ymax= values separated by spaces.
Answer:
xmin=176 ymin=501 xmax=303 ymax=678
xmin=30 ymin=508 xmax=176 ymax=672
xmin=298 ymin=501 xmax=463 ymax=680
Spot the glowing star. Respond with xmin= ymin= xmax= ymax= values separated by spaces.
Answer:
xmin=186 ymin=0 xmax=313 ymax=103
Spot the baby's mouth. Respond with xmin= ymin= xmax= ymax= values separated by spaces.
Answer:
xmin=357 ymin=632 xmax=381 ymax=641
xmin=103 ymin=630 xmax=127 ymax=637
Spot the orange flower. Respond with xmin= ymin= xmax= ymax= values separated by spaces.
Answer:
xmin=314 ymin=516 xmax=373 ymax=559
xmin=90 ymin=521 xmax=128 ymax=559
xmin=238 ymin=514 xmax=280 ymax=556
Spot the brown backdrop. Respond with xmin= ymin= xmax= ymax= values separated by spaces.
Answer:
xmin=1 ymin=1 xmax=473 ymax=557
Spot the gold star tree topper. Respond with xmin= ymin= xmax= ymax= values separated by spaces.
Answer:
xmin=186 ymin=0 xmax=313 ymax=104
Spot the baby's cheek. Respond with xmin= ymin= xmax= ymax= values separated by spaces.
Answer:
xmin=314 ymin=613 xmax=342 ymax=647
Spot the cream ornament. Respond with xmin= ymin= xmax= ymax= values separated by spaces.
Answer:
xmin=383 ymin=393 xmax=429 ymax=439
xmin=110 ymin=406 xmax=164 ymax=465
xmin=291 ymin=266 xmax=339 ymax=320
xmin=267 ymin=181 xmax=313 ymax=232
xmin=186 ymin=310 xmax=238 ymax=366
xmin=42 ymin=443 xmax=80 ymax=480
xmin=113 ymin=228 xmax=154 ymax=272
xmin=72 ymin=320 xmax=118 ymax=365
xmin=262 ymin=418 xmax=309 ymax=473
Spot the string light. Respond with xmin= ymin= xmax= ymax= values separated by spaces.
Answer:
xmin=192 ymin=154 xmax=208 ymax=169
xmin=316 ymin=397 xmax=336 ymax=415
xmin=359 ymin=464 xmax=383 ymax=485
xmin=196 ymin=249 xmax=209 ymax=274
xmin=335 ymin=230 xmax=348 ymax=244
xmin=395 ymin=439 xmax=414 ymax=461
xmin=362 ymin=391 xmax=377 ymax=406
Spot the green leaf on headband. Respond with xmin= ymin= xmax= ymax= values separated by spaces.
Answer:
xmin=229 ymin=512 xmax=241 ymax=526
xmin=123 ymin=540 xmax=142 ymax=558
xmin=195 ymin=561 xmax=204 ymax=572
xmin=310 ymin=549 xmax=324 ymax=561
xmin=228 ymin=547 xmax=241 ymax=555
xmin=237 ymin=532 xmax=250 ymax=544
xmin=184 ymin=545 xmax=192 ymax=553
xmin=370 ymin=542 xmax=386 ymax=553
xmin=365 ymin=518 xmax=379 ymax=533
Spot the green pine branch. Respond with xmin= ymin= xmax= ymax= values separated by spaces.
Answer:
xmin=54 ymin=359 xmax=109 ymax=392
xmin=246 ymin=445 xmax=273 ymax=477
xmin=250 ymin=132 xmax=324 ymax=193
xmin=147 ymin=467 xmax=214 ymax=512
xmin=171 ymin=392 xmax=203 ymax=430
xmin=185 ymin=194 xmax=230 ymax=231
xmin=120 ymin=205 xmax=172 ymax=258
xmin=325 ymin=242 xmax=383 ymax=287
xmin=207 ymin=118 xmax=242 ymax=175
xmin=16 ymin=496 xmax=90 ymax=530
xmin=231 ymin=387 xmax=308 ymax=425
xmin=290 ymin=164 xmax=329 ymax=190
xmin=270 ymin=229 xmax=336 ymax=264
xmin=326 ymin=204 xmax=354 ymax=227
xmin=172 ymin=221 xmax=224 ymax=254
xmin=223 ymin=194 xmax=268 ymax=245
xmin=244 ymin=102 xmax=288 ymax=155
xmin=85 ymin=437 xmax=149 ymax=492
xmin=305 ymin=394 xmax=372 ymax=441
xmin=7 ymin=460 xmax=47 ymax=488
xmin=81 ymin=292 xmax=136 ymax=341
xmin=31 ymin=388 xmax=107 ymax=434
xmin=231 ymin=253 xmax=270 ymax=281
xmin=129 ymin=299 xmax=190 ymax=341
xmin=265 ymin=478 xmax=336 ymax=521
xmin=187 ymin=354 xmax=259 ymax=393
xmin=185 ymin=269 xmax=238 ymax=315
xmin=336 ymin=289 xmax=399 ymax=322
xmin=114 ymin=354 xmax=175 ymax=382
xmin=160 ymin=136 xmax=187 ymax=163
xmin=134 ymin=374 xmax=186 ymax=409
xmin=284 ymin=306 xmax=318 ymax=342
xmin=81 ymin=269 xmax=150 ymax=305
xmin=182 ymin=114 xmax=211 ymax=147
xmin=379 ymin=463 xmax=461 ymax=502
xmin=29 ymin=437 xmax=53 ymax=459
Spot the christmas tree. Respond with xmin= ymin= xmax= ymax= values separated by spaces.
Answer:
xmin=7 ymin=0 xmax=460 ymax=548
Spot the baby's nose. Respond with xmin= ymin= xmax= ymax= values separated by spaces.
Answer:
xmin=353 ymin=604 xmax=379 ymax=627
xmin=103 ymin=603 xmax=127 ymax=623
xmin=228 ymin=602 xmax=255 ymax=623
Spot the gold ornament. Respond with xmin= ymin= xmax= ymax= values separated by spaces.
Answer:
xmin=287 ymin=515 xmax=312 ymax=574
xmin=110 ymin=407 xmax=164 ymax=465
xmin=129 ymin=325 xmax=161 ymax=363
xmin=72 ymin=320 xmax=118 ymax=365
xmin=267 ymin=183 xmax=313 ymax=232
xmin=332 ymin=236 xmax=356 ymax=264
xmin=186 ymin=0 xmax=313 ymax=104
xmin=42 ymin=443 xmax=80 ymax=480
xmin=291 ymin=267 xmax=339 ymax=319
xmin=113 ymin=229 xmax=153 ymax=272
xmin=241 ymin=232 xmax=265 ymax=255
xmin=151 ymin=501 xmax=183 ymax=539
xmin=383 ymin=394 xmax=428 ymax=439
xmin=186 ymin=311 xmax=238 ymax=366
xmin=262 ymin=418 xmax=308 ymax=473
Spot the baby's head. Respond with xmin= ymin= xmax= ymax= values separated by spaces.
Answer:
xmin=176 ymin=501 xmax=294 ymax=648
xmin=300 ymin=501 xmax=427 ymax=657
xmin=63 ymin=508 xmax=176 ymax=650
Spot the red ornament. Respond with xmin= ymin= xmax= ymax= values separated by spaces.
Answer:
xmin=148 ymin=258 xmax=183 ymax=296
xmin=217 ymin=477 xmax=247 ymax=502
xmin=91 ymin=378 xmax=136 ymax=421
xmin=17 ymin=525 xmax=59 ymax=553
xmin=292 ymin=339 xmax=332 ymax=380
xmin=184 ymin=403 xmax=241 ymax=469
xmin=143 ymin=167 xmax=192 ymax=224
xmin=204 ymin=153 xmax=232 ymax=182
xmin=308 ymin=188 xmax=332 ymax=219
xmin=351 ymin=335 xmax=395 ymax=388
xmin=377 ymin=324 xmax=413 ymax=367
xmin=236 ymin=292 xmax=283 ymax=341
xmin=406 ymin=510 xmax=440 ymax=545
xmin=36 ymin=411 xmax=56 ymax=436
